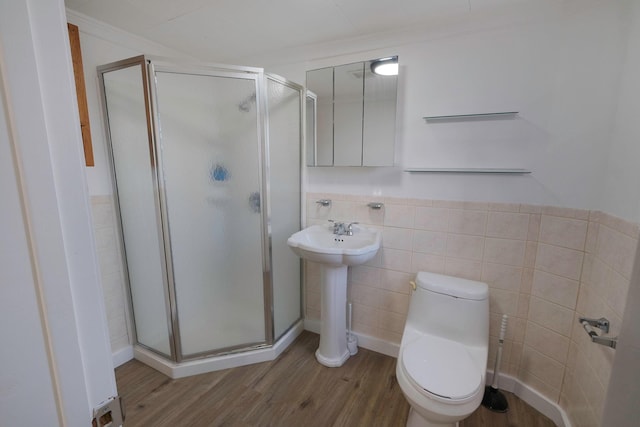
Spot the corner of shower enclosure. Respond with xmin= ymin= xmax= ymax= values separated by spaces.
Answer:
xmin=98 ymin=56 xmax=303 ymax=372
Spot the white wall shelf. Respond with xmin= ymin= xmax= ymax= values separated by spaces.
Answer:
xmin=423 ymin=111 xmax=518 ymax=121
xmin=418 ymin=112 xmax=524 ymax=174
xmin=404 ymin=168 xmax=531 ymax=174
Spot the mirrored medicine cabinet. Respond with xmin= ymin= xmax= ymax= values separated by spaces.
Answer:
xmin=306 ymin=56 xmax=398 ymax=167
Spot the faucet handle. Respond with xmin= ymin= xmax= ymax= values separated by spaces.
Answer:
xmin=346 ymin=222 xmax=359 ymax=235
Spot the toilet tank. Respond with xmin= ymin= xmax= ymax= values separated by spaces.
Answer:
xmin=407 ymin=272 xmax=489 ymax=348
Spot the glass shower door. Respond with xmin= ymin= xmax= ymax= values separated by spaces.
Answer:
xmin=266 ymin=75 xmax=303 ymax=339
xmin=152 ymin=68 xmax=267 ymax=358
xmin=101 ymin=62 xmax=172 ymax=358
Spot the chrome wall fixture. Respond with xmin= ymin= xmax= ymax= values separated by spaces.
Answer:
xmin=579 ymin=316 xmax=617 ymax=349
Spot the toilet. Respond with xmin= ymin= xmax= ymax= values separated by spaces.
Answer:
xmin=396 ymin=271 xmax=489 ymax=427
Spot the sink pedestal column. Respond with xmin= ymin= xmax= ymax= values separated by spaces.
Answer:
xmin=316 ymin=264 xmax=350 ymax=367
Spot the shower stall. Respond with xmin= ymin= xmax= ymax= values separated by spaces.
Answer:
xmin=98 ymin=56 xmax=303 ymax=377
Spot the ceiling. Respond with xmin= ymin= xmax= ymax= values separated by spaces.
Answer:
xmin=64 ymin=0 xmax=554 ymax=65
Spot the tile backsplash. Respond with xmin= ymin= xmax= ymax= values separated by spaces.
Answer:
xmin=91 ymin=195 xmax=130 ymax=355
xmin=305 ymin=192 xmax=638 ymax=426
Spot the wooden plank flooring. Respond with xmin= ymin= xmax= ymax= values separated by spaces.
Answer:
xmin=116 ymin=331 xmax=556 ymax=427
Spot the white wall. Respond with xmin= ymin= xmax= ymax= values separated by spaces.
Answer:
xmin=69 ymin=1 xmax=640 ymax=222
xmin=1 ymin=0 xmax=117 ymax=424
xmin=1 ymin=43 xmax=61 ymax=427
xmin=600 ymin=0 xmax=640 ymax=223
xmin=601 ymin=1 xmax=640 ymax=424
xmin=268 ymin=1 xmax=632 ymax=216
xmin=67 ymin=10 xmax=192 ymax=196
xmin=603 ymin=238 xmax=640 ymax=425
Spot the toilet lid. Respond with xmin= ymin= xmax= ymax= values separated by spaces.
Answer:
xmin=402 ymin=335 xmax=482 ymax=401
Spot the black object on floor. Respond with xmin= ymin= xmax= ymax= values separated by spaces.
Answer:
xmin=482 ymin=385 xmax=509 ymax=413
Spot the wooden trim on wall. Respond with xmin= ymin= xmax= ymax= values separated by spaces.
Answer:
xmin=67 ymin=23 xmax=94 ymax=167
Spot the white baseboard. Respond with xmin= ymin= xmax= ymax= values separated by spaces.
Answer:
xmin=112 ymin=345 xmax=134 ymax=368
xmin=486 ymin=371 xmax=571 ymax=427
xmin=303 ymin=319 xmax=570 ymax=427
xmin=134 ymin=320 xmax=305 ymax=379
xmin=304 ymin=318 xmax=400 ymax=358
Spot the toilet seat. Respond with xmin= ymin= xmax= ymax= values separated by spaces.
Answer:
xmin=402 ymin=334 xmax=482 ymax=402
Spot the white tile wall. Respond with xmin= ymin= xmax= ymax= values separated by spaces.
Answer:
xmin=561 ymin=211 xmax=638 ymax=425
xmin=305 ymin=192 xmax=639 ymax=427
xmin=90 ymin=195 xmax=130 ymax=354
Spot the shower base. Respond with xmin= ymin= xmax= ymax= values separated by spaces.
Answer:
xmin=134 ymin=320 xmax=304 ymax=379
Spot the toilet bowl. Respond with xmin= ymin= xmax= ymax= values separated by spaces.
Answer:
xmin=396 ymin=272 xmax=489 ymax=427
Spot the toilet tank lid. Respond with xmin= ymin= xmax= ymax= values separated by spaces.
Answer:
xmin=416 ymin=272 xmax=488 ymax=300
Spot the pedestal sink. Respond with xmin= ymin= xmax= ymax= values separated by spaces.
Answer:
xmin=287 ymin=223 xmax=381 ymax=367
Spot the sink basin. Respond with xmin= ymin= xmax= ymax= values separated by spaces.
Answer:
xmin=287 ymin=224 xmax=381 ymax=266
xmin=287 ymin=223 xmax=381 ymax=367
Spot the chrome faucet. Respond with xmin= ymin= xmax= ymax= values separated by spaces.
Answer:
xmin=329 ymin=220 xmax=358 ymax=236
xmin=329 ymin=220 xmax=347 ymax=235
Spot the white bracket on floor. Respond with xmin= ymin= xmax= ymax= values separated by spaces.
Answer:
xmin=92 ymin=396 xmax=124 ymax=427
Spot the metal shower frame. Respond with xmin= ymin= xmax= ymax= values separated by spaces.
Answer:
xmin=97 ymin=55 xmax=304 ymax=363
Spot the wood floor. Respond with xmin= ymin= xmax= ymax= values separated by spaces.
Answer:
xmin=116 ymin=331 xmax=556 ymax=427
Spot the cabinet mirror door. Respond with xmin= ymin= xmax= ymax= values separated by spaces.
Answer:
xmin=363 ymin=59 xmax=397 ymax=166
xmin=306 ymin=56 xmax=397 ymax=167
xmin=306 ymin=68 xmax=333 ymax=166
